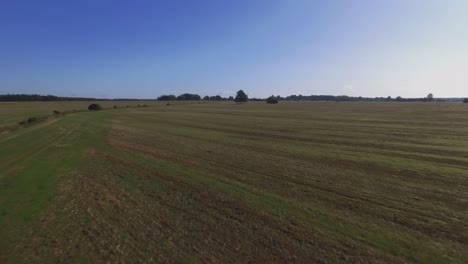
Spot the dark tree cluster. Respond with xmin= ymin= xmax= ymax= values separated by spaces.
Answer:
xmin=203 ymin=95 xmax=231 ymax=101
xmin=266 ymin=96 xmax=279 ymax=104
xmin=0 ymin=94 xmax=102 ymax=102
xmin=177 ymin=93 xmax=201 ymax=101
xmin=157 ymin=95 xmax=177 ymax=101
xmin=0 ymin=94 xmax=150 ymax=102
xmin=158 ymin=93 xmax=235 ymax=101
xmin=157 ymin=93 xmax=201 ymax=101
xmin=464 ymin=98 xmax=468 ymax=103
xmin=275 ymin=93 xmax=442 ymax=102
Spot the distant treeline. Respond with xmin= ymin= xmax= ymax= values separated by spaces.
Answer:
xmin=157 ymin=93 xmax=202 ymax=101
xmin=274 ymin=95 xmax=444 ymax=102
xmin=2 ymin=93 xmax=464 ymax=103
xmin=0 ymin=94 xmax=152 ymax=102
xmin=158 ymin=93 xmax=447 ymax=102
xmin=0 ymin=94 xmax=104 ymax=101
xmin=157 ymin=94 xmax=235 ymax=101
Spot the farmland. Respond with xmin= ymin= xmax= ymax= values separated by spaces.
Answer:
xmin=1 ymin=101 xmax=468 ymax=263
xmin=0 ymin=101 xmax=160 ymax=126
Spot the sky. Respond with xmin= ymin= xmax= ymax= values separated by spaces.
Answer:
xmin=0 ymin=0 xmax=467 ymax=99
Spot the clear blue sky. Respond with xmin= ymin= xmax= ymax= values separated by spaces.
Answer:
xmin=1 ymin=0 xmax=467 ymax=99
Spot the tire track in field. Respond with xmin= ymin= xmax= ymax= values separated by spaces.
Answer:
xmin=93 ymin=150 xmax=406 ymax=263
xmin=0 ymin=120 xmax=82 ymax=179
xmin=150 ymin=122 xmax=468 ymax=187
xmin=106 ymin=139 xmax=458 ymax=263
xmin=161 ymin=120 xmax=468 ymax=160
xmin=112 ymin=122 xmax=467 ymax=195
xmin=0 ymin=120 xmax=65 ymax=172
xmin=107 ymin=138 xmax=468 ymax=255
xmin=133 ymin=112 xmax=468 ymax=142
xmin=109 ymin=138 xmax=461 ymax=226
xmin=109 ymin=122 xmax=468 ymax=236
xmin=0 ymin=116 xmax=60 ymax=144
xmin=7 ymin=152 xmax=403 ymax=263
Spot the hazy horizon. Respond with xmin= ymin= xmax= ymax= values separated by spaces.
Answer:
xmin=1 ymin=0 xmax=467 ymax=99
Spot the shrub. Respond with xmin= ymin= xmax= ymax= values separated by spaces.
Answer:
xmin=53 ymin=110 xmax=60 ymax=114
xmin=88 ymin=103 xmax=102 ymax=111
xmin=113 ymin=105 xmax=118 ymax=109
xmin=166 ymin=103 xmax=171 ymax=106
xmin=27 ymin=117 xmax=38 ymax=123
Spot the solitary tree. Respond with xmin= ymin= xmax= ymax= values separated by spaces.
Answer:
xmin=427 ymin=93 xmax=434 ymax=102
xmin=234 ymin=90 xmax=248 ymax=103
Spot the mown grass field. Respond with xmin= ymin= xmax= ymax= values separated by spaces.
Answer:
xmin=0 ymin=101 xmax=160 ymax=126
xmin=1 ymin=101 xmax=468 ymax=263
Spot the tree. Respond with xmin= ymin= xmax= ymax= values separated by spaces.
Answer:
xmin=234 ymin=90 xmax=248 ymax=103
xmin=266 ymin=95 xmax=278 ymax=104
xmin=463 ymin=98 xmax=468 ymax=103
xmin=427 ymin=93 xmax=434 ymax=102
xmin=88 ymin=103 xmax=102 ymax=111
xmin=396 ymin=96 xmax=403 ymax=101
xmin=386 ymin=96 xmax=392 ymax=102
xmin=177 ymin=93 xmax=201 ymax=101
xmin=157 ymin=95 xmax=176 ymax=101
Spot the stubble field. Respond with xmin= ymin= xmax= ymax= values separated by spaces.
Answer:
xmin=1 ymin=101 xmax=468 ymax=263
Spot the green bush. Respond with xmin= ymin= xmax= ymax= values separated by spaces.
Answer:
xmin=88 ymin=103 xmax=102 ymax=111
xmin=27 ymin=117 xmax=38 ymax=123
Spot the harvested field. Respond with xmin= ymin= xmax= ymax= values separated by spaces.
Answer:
xmin=1 ymin=101 xmax=468 ymax=263
xmin=0 ymin=100 xmax=172 ymax=126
